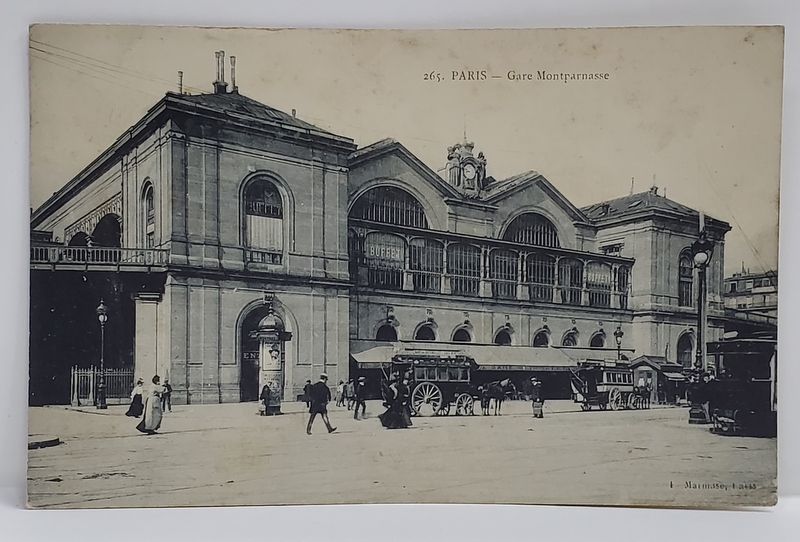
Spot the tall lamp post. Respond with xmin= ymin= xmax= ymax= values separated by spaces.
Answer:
xmin=614 ymin=326 xmax=624 ymax=361
xmin=688 ymin=230 xmax=714 ymax=424
xmin=96 ymin=300 xmax=108 ymax=410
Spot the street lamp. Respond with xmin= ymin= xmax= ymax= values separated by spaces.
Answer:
xmin=95 ymin=300 xmax=108 ymax=410
xmin=614 ymin=326 xmax=624 ymax=361
xmin=688 ymin=230 xmax=714 ymax=424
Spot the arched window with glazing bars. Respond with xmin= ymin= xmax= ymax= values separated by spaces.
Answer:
xmin=527 ymin=253 xmax=556 ymax=302
xmin=617 ymin=266 xmax=631 ymax=309
xmin=363 ymin=232 xmax=406 ymax=290
xmin=562 ymin=331 xmax=578 ymax=347
xmin=586 ymin=262 xmax=612 ymax=308
xmin=409 ymin=238 xmax=443 ymax=293
xmin=559 ymin=258 xmax=583 ymax=305
xmin=244 ymin=179 xmax=284 ymax=263
xmin=447 ymin=244 xmax=481 ymax=297
xmin=350 ymin=186 xmax=429 ymax=229
xmin=677 ymin=333 xmax=694 ymax=370
xmin=143 ymin=183 xmax=155 ymax=249
xmin=503 ymin=213 xmax=560 ymax=247
xmin=679 ymin=252 xmax=694 ymax=307
xmin=490 ymin=249 xmax=518 ymax=300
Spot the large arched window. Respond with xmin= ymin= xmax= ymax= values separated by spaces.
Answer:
xmin=617 ymin=266 xmax=630 ymax=310
xmin=415 ymin=325 xmax=436 ymax=341
xmin=677 ymin=333 xmax=694 ymax=370
xmin=409 ymin=238 xmax=443 ymax=293
xmin=527 ymin=253 xmax=556 ymax=302
xmin=143 ymin=183 xmax=155 ymax=249
xmin=244 ymin=179 xmax=284 ymax=257
xmin=559 ymin=258 xmax=583 ymax=305
xmin=452 ymin=328 xmax=472 ymax=342
xmin=490 ymin=249 xmax=518 ymax=300
xmin=679 ymin=252 xmax=694 ymax=307
xmin=350 ymin=186 xmax=428 ymax=229
xmin=586 ymin=262 xmax=612 ymax=308
xmin=447 ymin=244 xmax=481 ymax=297
xmin=376 ymin=324 xmax=398 ymax=342
xmin=363 ymin=232 xmax=406 ymax=290
xmin=503 ymin=213 xmax=560 ymax=247
xmin=494 ymin=329 xmax=513 ymax=346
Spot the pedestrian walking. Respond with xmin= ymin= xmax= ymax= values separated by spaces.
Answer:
xmin=336 ymin=380 xmax=345 ymax=407
xmin=379 ymin=374 xmax=410 ymax=429
xmin=303 ymin=380 xmax=312 ymax=408
xmin=531 ymin=377 xmax=544 ymax=418
xmin=260 ymin=383 xmax=271 ymax=416
xmin=136 ymin=375 xmax=165 ymax=435
xmin=161 ymin=379 xmax=173 ymax=413
xmin=125 ymin=378 xmax=145 ymax=418
xmin=306 ymin=373 xmax=337 ymax=435
xmin=346 ymin=379 xmax=355 ymax=410
xmin=353 ymin=376 xmax=367 ymax=420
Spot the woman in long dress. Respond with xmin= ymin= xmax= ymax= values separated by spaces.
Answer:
xmin=136 ymin=375 xmax=165 ymax=435
xmin=125 ymin=379 xmax=144 ymax=418
xmin=379 ymin=377 xmax=410 ymax=429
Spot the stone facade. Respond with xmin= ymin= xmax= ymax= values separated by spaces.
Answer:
xmin=30 ymin=81 xmax=732 ymax=405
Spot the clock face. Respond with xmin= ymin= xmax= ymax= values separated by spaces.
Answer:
xmin=463 ymin=163 xmax=477 ymax=180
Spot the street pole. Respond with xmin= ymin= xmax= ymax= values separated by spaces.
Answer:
xmin=688 ymin=231 xmax=712 ymax=425
xmin=96 ymin=300 xmax=108 ymax=410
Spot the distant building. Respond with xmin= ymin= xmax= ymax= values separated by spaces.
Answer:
xmin=723 ymin=268 xmax=778 ymax=318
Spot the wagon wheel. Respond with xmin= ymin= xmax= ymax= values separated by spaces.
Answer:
xmin=455 ymin=393 xmax=475 ymax=416
xmin=437 ymin=403 xmax=451 ymax=416
xmin=608 ymin=387 xmax=623 ymax=411
xmin=626 ymin=393 xmax=638 ymax=410
xmin=412 ymin=382 xmax=442 ymax=417
xmin=581 ymin=403 xmax=590 ymax=412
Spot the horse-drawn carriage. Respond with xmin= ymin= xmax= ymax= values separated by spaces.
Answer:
xmin=570 ymin=360 xmax=649 ymax=411
xmin=388 ymin=353 xmax=479 ymax=416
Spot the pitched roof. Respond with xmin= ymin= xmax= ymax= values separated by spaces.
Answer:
xmin=581 ymin=189 xmax=699 ymax=219
xmin=628 ymin=355 xmax=684 ymax=372
xmin=168 ymin=91 xmax=345 ymax=139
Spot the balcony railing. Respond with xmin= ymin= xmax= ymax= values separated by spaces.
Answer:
xmin=31 ymin=245 xmax=168 ymax=267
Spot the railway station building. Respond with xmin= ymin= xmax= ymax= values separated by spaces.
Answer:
xmin=30 ymin=60 xmax=733 ymax=405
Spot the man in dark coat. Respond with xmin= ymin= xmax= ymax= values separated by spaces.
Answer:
xmin=303 ymin=380 xmax=312 ymax=408
xmin=306 ymin=374 xmax=337 ymax=435
xmin=353 ymin=376 xmax=367 ymax=420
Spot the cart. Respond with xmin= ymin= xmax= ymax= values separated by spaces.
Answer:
xmin=389 ymin=353 xmax=478 ymax=417
xmin=570 ymin=360 xmax=641 ymax=411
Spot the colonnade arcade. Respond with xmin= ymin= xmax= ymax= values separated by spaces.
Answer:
xmin=348 ymin=186 xmax=633 ymax=310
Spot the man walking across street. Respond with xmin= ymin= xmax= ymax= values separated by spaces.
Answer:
xmin=353 ymin=376 xmax=367 ymax=420
xmin=161 ymin=379 xmax=173 ymax=413
xmin=306 ymin=373 xmax=337 ymax=435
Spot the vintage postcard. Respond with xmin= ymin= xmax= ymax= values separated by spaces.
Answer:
xmin=28 ymin=25 xmax=782 ymax=509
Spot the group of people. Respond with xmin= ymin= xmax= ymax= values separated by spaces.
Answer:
xmin=126 ymin=375 xmax=171 ymax=435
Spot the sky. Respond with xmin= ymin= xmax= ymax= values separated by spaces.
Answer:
xmin=29 ymin=25 xmax=783 ymax=276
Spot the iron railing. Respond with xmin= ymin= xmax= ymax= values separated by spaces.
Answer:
xmin=31 ymin=245 xmax=168 ymax=266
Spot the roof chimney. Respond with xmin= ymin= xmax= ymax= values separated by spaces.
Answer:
xmin=178 ymin=71 xmax=183 ymax=94
xmin=291 ymin=109 xmax=296 ymax=117
xmin=213 ymin=50 xmax=228 ymax=94
xmin=230 ymin=56 xmax=237 ymax=93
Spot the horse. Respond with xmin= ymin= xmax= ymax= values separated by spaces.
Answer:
xmin=484 ymin=379 xmax=516 ymax=415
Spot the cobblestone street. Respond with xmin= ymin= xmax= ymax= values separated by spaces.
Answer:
xmin=27 ymin=400 xmax=776 ymax=509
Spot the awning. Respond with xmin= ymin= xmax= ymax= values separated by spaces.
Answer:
xmin=351 ymin=342 xmax=583 ymax=372
xmin=663 ymin=372 xmax=687 ymax=381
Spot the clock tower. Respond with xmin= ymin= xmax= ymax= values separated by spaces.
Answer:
xmin=445 ymin=140 xmax=488 ymax=198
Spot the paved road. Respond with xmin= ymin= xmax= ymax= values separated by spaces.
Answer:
xmin=27 ymin=400 xmax=776 ymax=509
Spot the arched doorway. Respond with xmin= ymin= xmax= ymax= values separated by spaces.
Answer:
xmin=240 ymin=306 xmax=271 ymax=401
xmin=376 ymin=324 xmax=397 ymax=342
xmin=590 ymin=333 xmax=606 ymax=348
xmin=677 ymin=333 xmax=694 ymax=370
xmin=494 ymin=329 xmax=512 ymax=345
xmin=415 ymin=324 xmax=436 ymax=341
